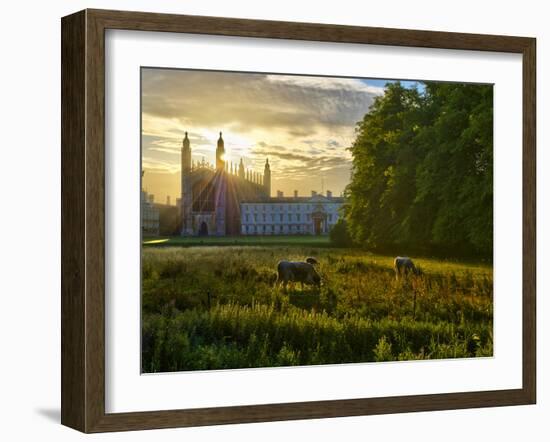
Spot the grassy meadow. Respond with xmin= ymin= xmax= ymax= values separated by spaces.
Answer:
xmin=141 ymin=239 xmax=493 ymax=373
xmin=143 ymin=235 xmax=332 ymax=247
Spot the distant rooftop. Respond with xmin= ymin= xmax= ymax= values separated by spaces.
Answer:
xmin=241 ymin=194 xmax=344 ymax=204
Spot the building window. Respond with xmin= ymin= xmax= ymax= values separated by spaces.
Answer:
xmin=297 ymin=214 xmax=301 ymax=221
xmin=263 ymin=214 xmax=266 ymax=222
xmin=280 ymin=214 xmax=283 ymax=222
xmin=192 ymin=181 xmax=215 ymax=212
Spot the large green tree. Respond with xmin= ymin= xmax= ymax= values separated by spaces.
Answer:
xmin=345 ymin=81 xmax=493 ymax=257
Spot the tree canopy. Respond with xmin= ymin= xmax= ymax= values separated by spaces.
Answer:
xmin=344 ymin=81 xmax=493 ymax=258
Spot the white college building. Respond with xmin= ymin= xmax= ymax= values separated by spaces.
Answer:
xmin=240 ymin=192 xmax=344 ymax=235
xmin=141 ymin=189 xmax=160 ymax=236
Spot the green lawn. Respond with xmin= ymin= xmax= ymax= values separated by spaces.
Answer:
xmin=141 ymin=244 xmax=493 ymax=372
xmin=143 ymin=235 xmax=332 ymax=248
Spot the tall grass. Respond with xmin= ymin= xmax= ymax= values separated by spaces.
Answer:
xmin=142 ymin=246 xmax=493 ymax=372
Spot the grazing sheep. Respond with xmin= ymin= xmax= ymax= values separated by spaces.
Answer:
xmin=275 ymin=260 xmax=321 ymax=290
xmin=394 ymin=256 xmax=421 ymax=280
xmin=305 ymin=257 xmax=319 ymax=265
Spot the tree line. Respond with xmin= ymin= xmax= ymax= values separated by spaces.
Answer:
xmin=336 ymin=81 xmax=493 ymax=259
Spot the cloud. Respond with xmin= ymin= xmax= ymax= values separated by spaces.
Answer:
xmin=141 ymin=68 xmax=378 ymax=196
xmin=265 ymin=74 xmax=384 ymax=95
xmin=251 ymin=142 xmax=351 ymax=180
xmin=148 ymin=146 xmax=179 ymax=155
xmin=254 ymin=149 xmax=312 ymax=163
xmin=142 ymin=156 xmax=180 ymax=174
xmin=142 ymin=69 xmax=381 ymax=138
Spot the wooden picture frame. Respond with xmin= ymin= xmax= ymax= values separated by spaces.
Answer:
xmin=61 ymin=8 xmax=536 ymax=433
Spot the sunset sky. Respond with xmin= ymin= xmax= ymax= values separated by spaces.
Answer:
xmin=141 ymin=68 xmax=420 ymax=204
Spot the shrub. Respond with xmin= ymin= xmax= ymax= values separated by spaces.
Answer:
xmin=329 ymin=219 xmax=354 ymax=247
xmin=141 ymin=245 xmax=493 ymax=372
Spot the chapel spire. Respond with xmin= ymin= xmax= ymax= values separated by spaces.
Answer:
xmin=264 ymin=158 xmax=271 ymax=196
xmin=216 ymin=131 xmax=225 ymax=171
xmin=238 ymin=158 xmax=245 ymax=179
xmin=181 ymin=131 xmax=191 ymax=172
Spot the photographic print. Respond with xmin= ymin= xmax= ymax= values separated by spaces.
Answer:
xmin=140 ymin=68 xmax=494 ymax=373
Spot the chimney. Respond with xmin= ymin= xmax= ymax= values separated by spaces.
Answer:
xmin=277 ymin=190 xmax=284 ymax=198
xmin=148 ymin=194 xmax=154 ymax=203
xmin=311 ymin=190 xmax=317 ymax=197
xmin=326 ymin=190 xmax=332 ymax=198
xmin=166 ymin=195 xmax=171 ymax=205
xmin=294 ymin=190 xmax=298 ymax=198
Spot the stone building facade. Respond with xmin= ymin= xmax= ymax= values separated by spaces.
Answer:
xmin=240 ymin=193 xmax=344 ymax=236
xmin=141 ymin=189 xmax=160 ymax=236
xmin=180 ymin=132 xmax=270 ymax=236
xmin=179 ymin=132 xmax=344 ymax=236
